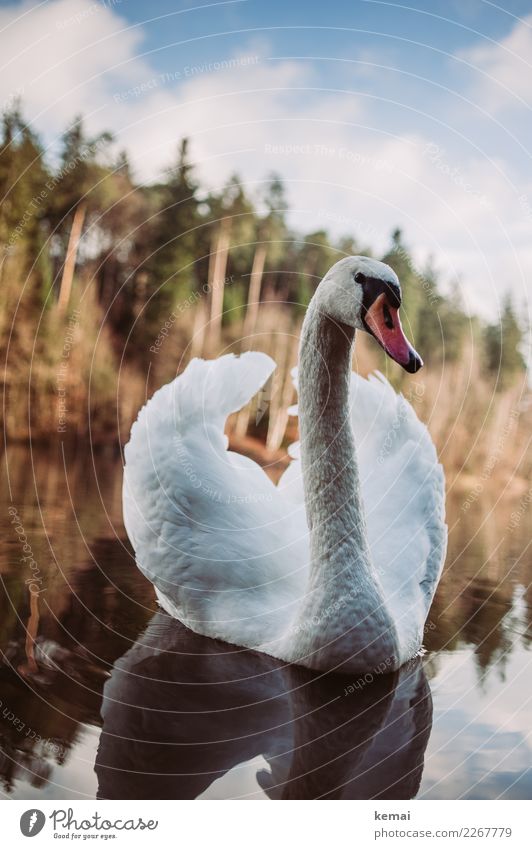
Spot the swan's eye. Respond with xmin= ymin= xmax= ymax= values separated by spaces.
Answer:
xmin=354 ymin=271 xmax=365 ymax=284
xmin=383 ymin=302 xmax=394 ymax=329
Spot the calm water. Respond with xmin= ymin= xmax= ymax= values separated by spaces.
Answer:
xmin=0 ymin=444 xmax=530 ymax=800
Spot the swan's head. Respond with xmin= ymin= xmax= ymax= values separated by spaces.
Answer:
xmin=316 ymin=256 xmax=423 ymax=373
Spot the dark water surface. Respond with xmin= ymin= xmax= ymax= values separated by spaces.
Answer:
xmin=1 ymin=444 xmax=530 ymax=800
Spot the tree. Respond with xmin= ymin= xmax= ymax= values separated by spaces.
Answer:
xmin=483 ymin=295 xmax=526 ymax=388
xmin=141 ymin=140 xmax=201 ymax=325
xmin=295 ymin=230 xmax=337 ymax=309
xmin=93 ymin=150 xmax=148 ymax=329
xmin=49 ymin=116 xmax=113 ymax=314
xmin=0 ymin=105 xmax=50 ymax=292
xmin=242 ymin=175 xmax=290 ymax=339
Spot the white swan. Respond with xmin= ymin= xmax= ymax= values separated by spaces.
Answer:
xmin=123 ymin=256 xmax=447 ymax=674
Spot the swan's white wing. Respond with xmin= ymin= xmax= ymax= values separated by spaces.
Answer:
xmin=123 ymin=353 xmax=308 ymax=651
xmin=280 ymin=369 xmax=447 ymax=657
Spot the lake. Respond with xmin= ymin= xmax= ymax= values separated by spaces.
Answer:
xmin=1 ymin=443 xmax=530 ymax=800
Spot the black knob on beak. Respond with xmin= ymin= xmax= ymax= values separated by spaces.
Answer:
xmin=404 ymin=350 xmax=424 ymax=374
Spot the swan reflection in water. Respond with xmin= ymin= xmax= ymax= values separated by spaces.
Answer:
xmin=96 ymin=612 xmax=432 ymax=800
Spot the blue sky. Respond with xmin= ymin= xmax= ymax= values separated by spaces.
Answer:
xmin=1 ymin=0 xmax=532 ymax=323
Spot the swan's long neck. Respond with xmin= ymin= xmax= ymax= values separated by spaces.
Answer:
xmin=298 ymin=301 xmax=371 ymax=568
xmin=289 ymin=300 xmax=398 ymax=672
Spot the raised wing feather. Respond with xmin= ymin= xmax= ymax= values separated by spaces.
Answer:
xmin=123 ymin=353 xmax=308 ymax=650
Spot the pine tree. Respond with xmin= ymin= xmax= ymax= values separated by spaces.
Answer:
xmin=144 ymin=139 xmax=201 ymax=303
xmin=49 ymin=115 xmax=113 ymax=313
xmin=0 ymin=105 xmax=50 ymax=289
xmin=484 ymin=295 xmax=526 ymax=388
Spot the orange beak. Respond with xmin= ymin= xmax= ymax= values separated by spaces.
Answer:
xmin=364 ymin=293 xmax=423 ymax=374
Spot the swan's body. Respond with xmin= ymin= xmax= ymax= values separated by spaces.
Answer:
xmin=123 ymin=257 xmax=446 ymax=673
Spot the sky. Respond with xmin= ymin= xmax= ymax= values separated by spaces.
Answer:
xmin=1 ymin=0 xmax=532 ymax=321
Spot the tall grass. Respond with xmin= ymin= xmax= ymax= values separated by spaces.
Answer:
xmin=2 ymin=273 xmax=530 ymax=499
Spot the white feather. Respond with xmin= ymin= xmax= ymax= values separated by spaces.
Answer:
xmin=124 ymin=352 xmax=446 ymax=670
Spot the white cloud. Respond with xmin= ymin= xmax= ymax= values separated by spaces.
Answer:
xmin=0 ymin=0 xmax=147 ymax=134
xmin=459 ymin=14 xmax=532 ymax=112
xmin=1 ymin=0 xmax=531 ymax=319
